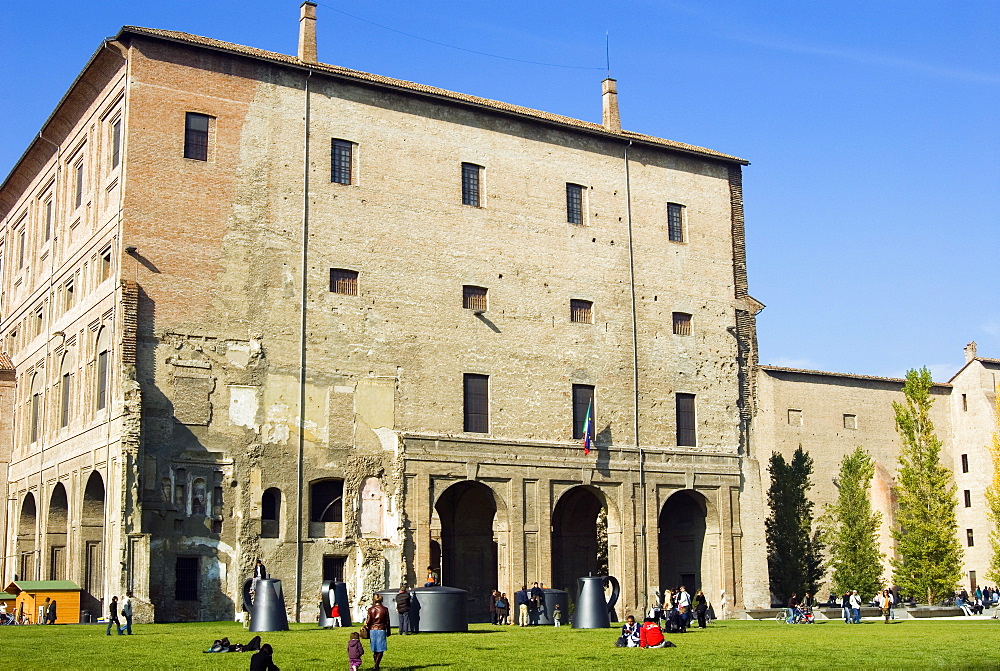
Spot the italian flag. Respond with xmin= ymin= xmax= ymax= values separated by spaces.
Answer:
xmin=582 ymin=400 xmax=593 ymax=456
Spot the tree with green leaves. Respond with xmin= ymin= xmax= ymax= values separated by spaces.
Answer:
xmin=819 ymin=447 xmax=884 ymax=598
xmin=985 ymin=387 xmax=1000 ymax=585
xmin=766 ymin=446 xmax=824 ymax=604
xmin=890 ymin=367 xmax=963 ymax=604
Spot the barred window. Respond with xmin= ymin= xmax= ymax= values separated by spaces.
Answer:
xmin=572 ymin=384 xmax=595 ymax=440
xmin=329 ymin=268 xmax=358 ymax=295
xmin=566 ymin=183 xmax=584 ymax=224
xmin=570 ymin=299 xmax=593 ymax=324
xmin=672 ymin=312 xmax=692 ymax=335
xmin=676 ymin=393 xmax=696 ymax=446
xmin=667 ymin=202 xmax=685 ymax=242
xmin=462 ymin=163 xmax=482 ymax=206
xmin=184 ymin=113 xmax=210 ymax=161
xmin=463 ymin=285 xmax=488 ymax=311
xmin=310 ymin=479 xmax=344 ymax=523
xmin=463 ymin=374 xmax=489 ymax=433
xmin=331 ymin=139 xmax=353 ymax=185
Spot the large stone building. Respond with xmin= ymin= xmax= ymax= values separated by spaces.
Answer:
xmin=756 ymin=342 xmax=999 ymax=593
xmin=0 ymin=3 xmax=771 ymax=622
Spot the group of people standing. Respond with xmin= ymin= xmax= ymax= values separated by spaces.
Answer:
xmin=649 ymin=586 xmax=710 ymax=632
xmin=511 ymin=583 xmax=553 ymax=626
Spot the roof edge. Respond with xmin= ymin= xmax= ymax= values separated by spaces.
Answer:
xmin=759 ymin=364 xmax=952 ymax=388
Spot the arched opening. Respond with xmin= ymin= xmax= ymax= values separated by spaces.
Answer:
xmin=17 ymin=493 xmax=37 ymax=580
xmin=658 ymin=490 xmax=708 ymax=594
xmin=309 ymin=479 xmax=343 ymax=538
xmin=47 ymin=483 xmax=69 ymax=580
xmin=81 ymin=472 xmax=106 ymax=615
xmin=261 ymin=487 xmax=281 ymax=538
xmin=551 ymin=486 xmax=608 ymax=594
xmin=435 ymin=481 xmax=500 ymax=620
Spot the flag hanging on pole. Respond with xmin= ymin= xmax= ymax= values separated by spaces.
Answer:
xmin=582 ymin=399 xmax=593 ymax=456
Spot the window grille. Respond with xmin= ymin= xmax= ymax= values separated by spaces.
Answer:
xmin=329 ymin=268 xmax=358 ymax=295
xmin=566 ymin=183 xmax=584 ymax=224
xmin=668 ymin=202 xmax=684 ymax=242
xmin=572 ymin=384 xmax=595 ymax=440
xmin=310 ymin=480 xmax=344 ymax=522
xmin=676 ymin=393 xmax=696 ymax=446
xmin=672 ymin=312 xmax=692 ymax=335
xmin=463 ymin=374 xmax=489 ymax=433
xmin=184 ymin=113 xmax=210 ymax=161
xmin=462 ymin=163 xmax=482 ymax=206
xmin=331 ymin=139 xmax=353 ymax=184
xmin=570 ymin=299 xmax=593 ymax=323
xmin=463 ymin=285 xmax=488 ymax=311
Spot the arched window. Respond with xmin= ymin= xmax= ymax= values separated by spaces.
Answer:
xmin=261 ymin=488 xmax=281 ymax=538
xmin=95 ymin=327 xmax=110 ymax=411
xmin=310 ymin=479 xmax=343 ymax=523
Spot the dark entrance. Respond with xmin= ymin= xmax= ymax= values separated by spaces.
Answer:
xmin=323 ymin=555 xmax=345 ymax=583
xmin=658 ymin=491 xmax=707 ymax=593
xmin=551 ymin=486 xmax=604 ymax=594
xmin=81 ymin=472 xmax=106 ymax=615
xmin=435 ymin=481 xmax=498 ymax=621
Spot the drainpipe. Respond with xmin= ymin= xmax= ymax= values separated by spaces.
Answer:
xmin=623 ymin=140 xmax=647 ymax=603
xmin=295 ymin=68 xmax=313 ymax=623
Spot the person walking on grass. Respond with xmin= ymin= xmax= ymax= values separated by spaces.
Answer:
xmin=106 ymin=596 xmax=122 ymax=635
xmin=552 ymin=604 xmax=562 ymax=627
xmin=878 ymin=589 xmax=892 ymax=624
xmin=119 ymin=591 xmax=133 ymax=634
xmin=365 ymin=593 xmax=390 ymax=670
xmin=347 ymin=631 xmax=364 ymax=671
xmin=849 ymin=590 xmax=862 ymax=624
xmin=692 ymin=589 xmax=708 ymax=629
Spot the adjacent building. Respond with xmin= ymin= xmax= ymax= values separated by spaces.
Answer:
xmin=0 ymin=3 xmax=770 ymax=621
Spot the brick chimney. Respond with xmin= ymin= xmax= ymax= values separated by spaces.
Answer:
xmin=298 ymin=1 xmax=318 ymax=63
xmin=964 ymin=341 xmax=978 ymax=363
xmin=602 ymin=78 xmax=621 ymax=132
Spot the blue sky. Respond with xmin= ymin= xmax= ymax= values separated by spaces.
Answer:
xmin=3 ymin=1 xmax=998 ymax=381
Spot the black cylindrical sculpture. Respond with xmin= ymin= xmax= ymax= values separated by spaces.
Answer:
xmin=535 ymin=588 xmax=569 ymax=626
xmin=572 ymin=575 xmax=620 ymax=629
xmin=249 ymin=578 xmax=290 ymax=632
xmin=376 ymin=589 xmax=402 ymax=628
xmin=411 ymin=586 xmax=468 ymax=632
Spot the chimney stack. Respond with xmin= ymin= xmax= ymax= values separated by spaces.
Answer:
xmin=964 ymin=341 xmax=978 ymax=363
xmin=298 ymin=1 xmax=318 ymax=63
xmin=602 ymin=78 xmax=621 ymax=132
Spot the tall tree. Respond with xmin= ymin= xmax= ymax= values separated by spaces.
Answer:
xmin=890 ymin=367 xmax=963 ymax=604
xmin=819 ymin=447 xmax=884 ymax=597
xmin=766 ymin=446 xmax=824 ymax=604
xmin=985 ymin=387 xmax=1000 ymax=585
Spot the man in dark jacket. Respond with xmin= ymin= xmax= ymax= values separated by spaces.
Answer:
xmin=395 ymin=584 xmax=413 ymax=635
xmin=106 ymin=596 xmax=122 ymax=635
xmin=515 ymin=587 xmax=530 ymax=626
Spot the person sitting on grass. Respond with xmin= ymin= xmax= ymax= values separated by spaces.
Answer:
xmin=639 ymin=617 xmax=667 ymax=649
xmin=618 ymin=615 xmax=640 ymax=647
xmin=249 ymin=643 xmax=279 ymax=670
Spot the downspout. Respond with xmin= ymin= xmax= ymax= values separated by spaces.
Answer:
xmin=295 ymin=68 xmax=313 ymax=623
xmin=623 ymin=140 xmax=647 ymax=601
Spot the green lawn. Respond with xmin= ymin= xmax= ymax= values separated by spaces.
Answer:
xmin=3 ymin=618 xmax=998 ymax=669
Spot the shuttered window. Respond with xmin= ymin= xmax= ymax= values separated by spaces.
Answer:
xmin=464 ymin=374 xmax=489 ymax=433
xmin=572 ymin=384 xmax=595 ymax=440
xmin=676 ymin=393 xmax=696 ymax=446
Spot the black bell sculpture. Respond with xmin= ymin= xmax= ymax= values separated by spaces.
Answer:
xmin=245 ymin=578 xmax=290 ymax=632
xmin=572 ymin=575 xmax=620 ymax=629
xmin=320 ymin=581 xmax=352 ymax=628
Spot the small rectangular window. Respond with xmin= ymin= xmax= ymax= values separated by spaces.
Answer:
xmin=462 ymin=163 xmax=482 ymax=207
xmin=331 ymin=139 xmax=353 ymax=185
xmin=570 ymin=299 xmax=593 ymax=324
xmin=97 ymin=350 xmax=109 ymax=411
xmin=329 ymin=268 xmax=358 ymax=295
xmin=967 ymin=529 xmax=975 ymax=547
xmin=60 ymin=372 xmax=71 ymax=428
xmin=787 ymin=409 xmax=802 ymax=426
xmin=672 ymin=312 xmax=692 ymax=336
xmin=175 ymin=556 xmax=199 ymax=600
xmin=184 ymin=112 xmax=210 ymax=161
xmin=962 ymin=394 xmax=968 ymax=411
xmin=667 ymin=202 xmax=685 ymax=242
xmin=111 ymin=117 xmax=122 ymax=169
xmin=463 ymin=285 xmax=488 ymax=311
xmin=18 ymin=227 xmax=26 ymax=268
xmin=44 ymin=199 xmax=53 ymax=242
xmin=463 ymin=373 xmax=489 ymax=433
xmin=566 ymin=183 xmax=584 ymax=225
xmin=64 ymin=279 xmax=75 ymax=310
xmin=969 ymin=570 xmax=977 ymax=588
xmin=34 ymin=309 xmax=43 ymax=336
xmin=74 ymin=162 xmax=85 ymax=208
xmin=30 ymin=392 xmax=41 ymax=443
xmin=964 ymin=490 xmax=972 ymax=508
xmin=676 ymin=392 xmax=696 ymax=446
xmin=961 ymin=454 xmax=969 ymax=473
xmin=100 ymin=246 xmax=112 ymax=282
xmin=572 ymin=384 xmax=595 ymax=440
xmin=843 ymin=413 xmax=857 ymax=430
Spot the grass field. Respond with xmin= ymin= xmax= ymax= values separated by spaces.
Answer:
xmin=2 ymin=618 xmax=998 ymax=669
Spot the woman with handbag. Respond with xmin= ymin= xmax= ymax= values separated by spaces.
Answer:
xmin=364 ymin=594 xmax=390 ymax=670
